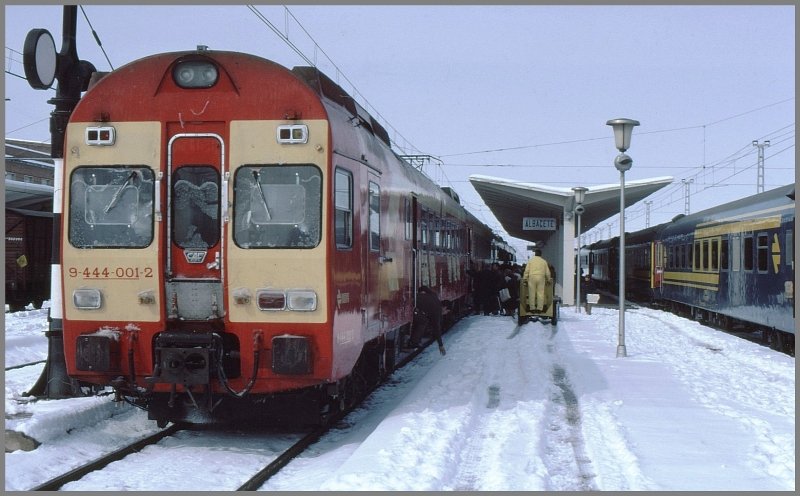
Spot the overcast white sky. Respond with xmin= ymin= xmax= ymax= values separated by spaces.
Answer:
xmin=4 ymin=4 xmax=795 ymax=256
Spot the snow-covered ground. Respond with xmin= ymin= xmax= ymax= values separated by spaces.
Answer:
xmin=4 ymin=304 xmax=795 ymax=491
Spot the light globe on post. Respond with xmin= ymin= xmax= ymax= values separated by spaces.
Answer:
xmin=606 ymin=118 xmax=639 ymax=358
xmin=572 ymin=186 xmax=588 ymax=314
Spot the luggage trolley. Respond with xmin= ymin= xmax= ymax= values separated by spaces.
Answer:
xmin=518 ymin=271 xmax=560 ymax=326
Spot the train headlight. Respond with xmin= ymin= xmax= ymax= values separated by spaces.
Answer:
xmin=85 ymin=126 xmax=116 ymax=146
xmin=73 ymin=288 xmax=102 ymax=310
xmin=276 ymin=124 xmax=308 ymax=144
xmin=287 ymin=290 xmax=317 ymax=312
xmin=256 ymin=290 xmax=286 ymax=311
xmin=172 ymin=60 xmax=218 ymax=88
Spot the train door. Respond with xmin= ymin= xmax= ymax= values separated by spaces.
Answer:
xmin=652 ymin=240 xmax=664 ymax=290
xmin=365 ymin=176 xmax=382 ymax=336
xmin=165 ymin=131 xmax=225 ymax=320
xmin=411 ymin=196 xmax=419 ymax=302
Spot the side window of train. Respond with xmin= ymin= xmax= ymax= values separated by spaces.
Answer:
xmin=69 ymin=166 xmax=155 ymax=248
xmin=787 ymin=230 xmax=794 ymax=270
xmin=743 ymin=236 xmax=754 ymax=271
xmin=693 ymin=240 xmax=701 ymax=271
xmin=334 ymin=168 xmax=353 ymax=249
xmin=368 ymin=181 xmax=380 ymax=252
xmin=420 ymin=209 xmax=428 ymax=247
xmin=232 ymin=164 xmax=322 ymax=248
xmin=404 ymin=197 xmax=412 ymax=241
xmin=720 ymin=237 xmax=729 ymax=271
xmin=685 ymin=242 xmax=692 ymax=269
xmin=710 ymin=238 xmax=719 ymax=271
xmin=757 ymin=233 xmax=769 ymax=273
xmin=731 ymin=234 xmax=741 ymax=271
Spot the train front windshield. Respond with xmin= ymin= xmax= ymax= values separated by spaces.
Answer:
xmin=233 ymin=164 xmax=322 ymax=249
xmin=68 ymin=166 xmax=155 ymax=248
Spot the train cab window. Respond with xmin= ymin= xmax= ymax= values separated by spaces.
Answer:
xmin=334 ymin=169 xmax=353 ymax=249
xmin=233 ymin=165 xmax=321 ymax=248
xmin=172 ymin=166 xmax=220 ymax=249
xmin=69 ymin=166 xmax=155 ymax=248
xmin=787 ymin=230 xmax=794 ymax=269
xmin=368 ymin=181 xmax=381 ymax=252
xmin=757 ymin=233 xmax=769 ymax=272
xmin=743 ymin=236 xmax=754 ymax=271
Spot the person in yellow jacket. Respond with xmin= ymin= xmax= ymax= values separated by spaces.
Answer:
xmin=523 ymin=249 xmax=552 ymax=312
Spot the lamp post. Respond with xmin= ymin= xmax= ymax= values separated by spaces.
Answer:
xmin=572 ymin=186 xmax=587 ymax=313
xmin=606 ymin=118 xmax=639 ymax=358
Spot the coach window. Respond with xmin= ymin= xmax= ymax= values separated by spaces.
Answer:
xmin=420 ymin=210 xmax=428 ymax=248
xmin=720 ymin=238 xmax=729 ymax=271
xmin=173 ymin=166 xmax=219 ymax=249
xmin=404 ymin=198 xmax=412 ymax=240
xmin=710 ymin=238 xmax=719 ymax=271
xmin=369 ymin=181 xmax=381 ymax=252
xmin=433 ymin=218 xmax=441 ymax=252
xmin=69 ymin=166 xmax=154 ymax=248
xmin=334 ymin=168 xmax=353 ymax=249
xmin=731 ymin=234 xmax=741 ymax=271
xmin=757 ymin=233 xmax=769 ymax=273
xmin=233 ymin=165 xmax=321 ymax=248
xmin=743 ymin=236 xmax=754 ymax=271
xmin=686 ymin=242 xmax=692 ymax=269
xmin=680 ymin=245 xmax=687 ymax=269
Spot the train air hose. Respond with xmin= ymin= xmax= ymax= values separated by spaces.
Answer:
xmin=213 ymin=332 xmax=261 ymax=398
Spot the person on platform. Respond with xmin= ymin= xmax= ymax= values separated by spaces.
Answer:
xmin=406 ymin=286 xmax=446 ymax=356
xmin=523 ymin=249 xmax=552 ymax=312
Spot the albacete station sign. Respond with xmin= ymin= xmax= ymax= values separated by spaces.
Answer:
xmin=522 ymin=217 xmax=556 ymax=231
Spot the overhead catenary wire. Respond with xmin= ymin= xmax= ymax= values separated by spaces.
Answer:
xmin=246 ymin=5 xmax=424 ymax=158
xmin=79 ymin=5 xmax=114 ymax=71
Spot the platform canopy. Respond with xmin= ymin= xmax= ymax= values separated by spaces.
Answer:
xmin=469 ymin=174 xmax=673 ymax=307
xmin=469 ymin=174 xmax=674 ymax=246
xmin=5 ymin=179 xmax=54 ymax=210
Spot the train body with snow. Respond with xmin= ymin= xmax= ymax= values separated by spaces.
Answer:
xmin=59 ymin=48 xmax=510 ymax=425
xmin=585 ymin=184 xmax=795 ymax=352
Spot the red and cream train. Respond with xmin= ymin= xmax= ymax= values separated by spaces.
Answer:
xmin=59 ymin=48 xmax=512 ymax=425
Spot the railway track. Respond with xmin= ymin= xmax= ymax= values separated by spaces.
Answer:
xmin=30 ymin=423 xmax=185 ymax=491
xmin=24 ymin=335 xmax=435 ymax=491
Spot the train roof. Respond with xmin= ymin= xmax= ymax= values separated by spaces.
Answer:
xmin=665 ymin=183 xmax=794 ymax=232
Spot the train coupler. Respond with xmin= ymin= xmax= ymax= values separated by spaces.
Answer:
xmin=148 ymin=332 xmax=216 ymax=386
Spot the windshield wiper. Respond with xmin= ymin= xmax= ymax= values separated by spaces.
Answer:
xmin=252 ymin=170 xmax=272 ymax=221
xmin=103 ymin=171 xmax=137 ymax=214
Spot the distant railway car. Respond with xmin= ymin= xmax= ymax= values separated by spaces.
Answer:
xmin=5 ymin=208 xmax=52 ymax=311
xmin=586 ymin=185 xmax=795 ymax=352
xmin=657 ymin=184 xmax=795 ymax=348
xmin=59 ymin=48 xmax=503 ymax=425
